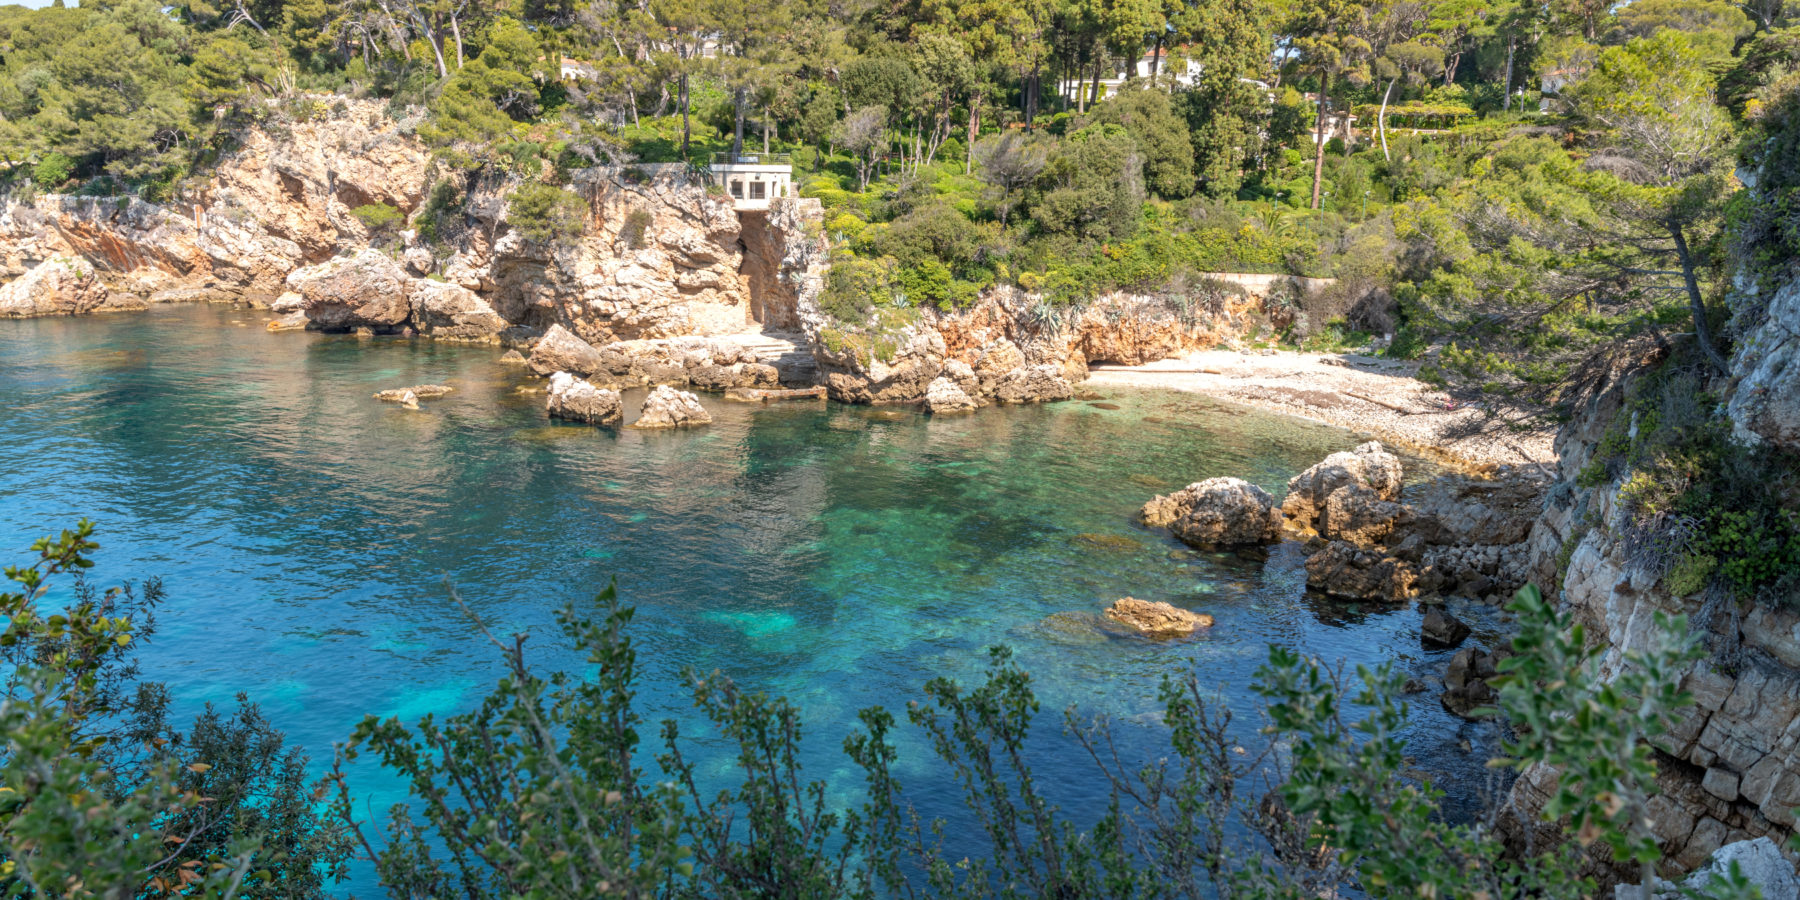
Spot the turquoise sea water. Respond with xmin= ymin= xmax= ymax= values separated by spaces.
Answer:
xmin=0 ymin=304 xmax=1507 ymax=888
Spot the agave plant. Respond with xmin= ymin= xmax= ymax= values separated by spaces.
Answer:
xmin=1026 ymin=297 xmax=1065 ymax=335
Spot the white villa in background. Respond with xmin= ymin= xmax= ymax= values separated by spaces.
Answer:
xmin=1059 ymin=52 xmax=1206 ymax=105
xmin=1057 ymin=50 xmax=1273 ymax=107
xmin=710 ymin=153 xmax=793 ymax=211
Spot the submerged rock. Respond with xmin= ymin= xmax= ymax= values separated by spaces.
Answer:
xmin=546 ymin=372 xmax=622 ymax=425
xmin=1103 ymin=597 xmax=1214 ymax=637
xmin=374 ymin=384 xmax=452 ymax=402
xmin=632 ymin=384 xmax=711 ymax=429
xmin=924 ymin=376 xmax=978 ymax=413
xmin=1283 ymin=441 xmax=1404 ymax=532
xmin=266 ymin=311 xmax=308 ymax=332
xmin=529 ymin=324 xmax=607 ymax=377
xmin=1140 ymin=477 xmax=1282 ymax=547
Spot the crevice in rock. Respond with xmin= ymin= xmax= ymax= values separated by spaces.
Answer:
xmin=736 ymin=210 xmax=799 ymax=332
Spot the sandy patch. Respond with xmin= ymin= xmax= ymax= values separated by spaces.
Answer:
xmin=1086 ymin=349 xmax=1555 ymax=472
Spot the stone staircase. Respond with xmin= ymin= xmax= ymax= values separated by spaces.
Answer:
xmin=724 ymin=331 xmax=820 ymax=386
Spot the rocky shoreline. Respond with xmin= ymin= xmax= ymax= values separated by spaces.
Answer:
xmin=8 ymin=94 xmax=1800 ymax=885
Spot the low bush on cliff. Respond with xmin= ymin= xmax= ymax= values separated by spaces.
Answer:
xmin=1583 ymin=358 xmax=1800 ymax=603
xmin=506 ymin=184 xmax=587 ymax=246
xmin=5 ymin=523 xmax=1767 ymax=900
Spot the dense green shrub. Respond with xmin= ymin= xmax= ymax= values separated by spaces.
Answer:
xmin=1 ymin=523 xmax=349 ymax=897
xmin=506 ymin=183 xmax=587 ymax=245
xmin=32 ymin=151 xmax=74 ymax=188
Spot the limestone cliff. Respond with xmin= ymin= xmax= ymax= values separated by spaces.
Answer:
xmin=1505 ymin=215 xmax=1800 ymax=874
xmin=0 ymin=101 xmax=827 ymax=352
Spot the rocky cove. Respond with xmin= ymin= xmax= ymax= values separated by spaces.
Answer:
xmin=7 ymin=100 xmax=1800 ymax=890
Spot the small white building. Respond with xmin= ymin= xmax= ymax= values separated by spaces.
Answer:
xmin=711 ymin=153 xmax=793 ymax=211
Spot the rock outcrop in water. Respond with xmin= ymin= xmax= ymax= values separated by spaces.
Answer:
xmin=924 ymin=376 xmax=978 ymax=413
xmin=0 ymin=257 xmax=125 ymax=318
xmin=546 ymin=372 xmax=623 ymax=425
xmin=1103 ymin=597 xmax=1214 ymax=637
xmin=631 ymin=385 xmax=711 ymax=428
xmin=1140 ymin=477 xmax=1283 ymax=548
xmin=1282 ymin=441 xmax=1404 ymax=532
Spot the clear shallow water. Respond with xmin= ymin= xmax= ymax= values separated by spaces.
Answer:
xmin=1 ymin=304 xmax=1507 ymax=887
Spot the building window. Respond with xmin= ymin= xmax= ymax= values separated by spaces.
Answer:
xmin=750 ymin=181 xmax=766 ymax=200
xmin=729 ymin=179 xmax=743 ymax=199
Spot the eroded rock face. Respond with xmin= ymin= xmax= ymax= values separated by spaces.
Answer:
xmin=1729 ymin=279 xmax=1800 ymax=454
xmin=924 ymin=376 xmax=978 ymax=413
xmin=546 ymin=372 xmax=622 ymax=425
xmin=0 ymin=258 xmax=122 ymax=318
xmin=1282 ymin=441 xmax=1404 ymax=530
xmin=529 ymin=324 xmax=607 ymax=376
xmin=286 ymin=249 xmax=412 ymax=332
xmin=1103 ymin=597 xmax=1214 ymax=637
xmin=1141 ymin=477 xmax=1283 ymax=548
xmin=632 ymin=384 xmax=711 ymax=429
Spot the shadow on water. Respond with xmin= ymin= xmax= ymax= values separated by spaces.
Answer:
xmin=0 ymin=304 xmax=1502 ymax=886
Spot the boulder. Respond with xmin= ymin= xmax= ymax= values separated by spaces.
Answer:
xmin=1615 ymin=838 xmax=1800 ymax=900
xmin=285 ymin=249 xmax=412 ymax=332
xmin=546 ymin=372 xmax=622 ymax=425
xmin=1283 ymin=441 xmax=1404 ymax=530
xmin=1421 ymin=607 xmax=1471 ymax=648
xmin=924 ymin=376 xmax=979 ymax=414
xmin=973 ymin=340 xmax=1028 ymax=395
xmin=1103 ymin=597 xmax=1214 ymax=637
xmin=1304 ymin=540 xmax=1417 ymax=602
xmin=993 ymin=364 xmax=1074 ymax=404
xmin=408 ymin=279 xmax=508 ymax=343
xmin=1320 ymin=482 xmax=1407 ymax=545
xmin=0 ymin=258 xmax=120 ymax=318
xmin=632 ymin=384 xmax=712 ymax=429
xmin=529 ymin=324 xmax=607 ymax=377
xmin=1141 ymin=477 xmax=1283 ymax=547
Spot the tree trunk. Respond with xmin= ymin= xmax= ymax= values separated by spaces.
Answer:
xmin=1076 ymin=47 xmax=1089 ymax=113
xmin=966 ymin=94 xmax=981 ymax=174
xmin=680 ymin=73 xmax=691 ymax=159
xmin=763 ymin=107 xmax=771 ymax=154
xmin=1501 ymin=35 xmax=1516 ymax=113
xmin=1090 ymin=51 xmax=1103 ymax=108
xmin=1311 ymin=82 xmax=1329 ymax=209
xmin=449 ymin=13 xmax=464 ymax=69
xmin=732 ymin=85 xmax=746 ymax=157
xmin=1670 ymin=221 xmax=1730 ymax=373
xmin=1149 ymin=30 xmax=1164 ymax=86
xmin=1026 ymin=64 xmax=1040 ymax=128
xmin=1378 ymin=77 xmax=1394 ymax=161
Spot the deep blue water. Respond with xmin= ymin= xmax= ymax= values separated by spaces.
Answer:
xmin=0 ymin=303 xmax=1507 ymax=889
